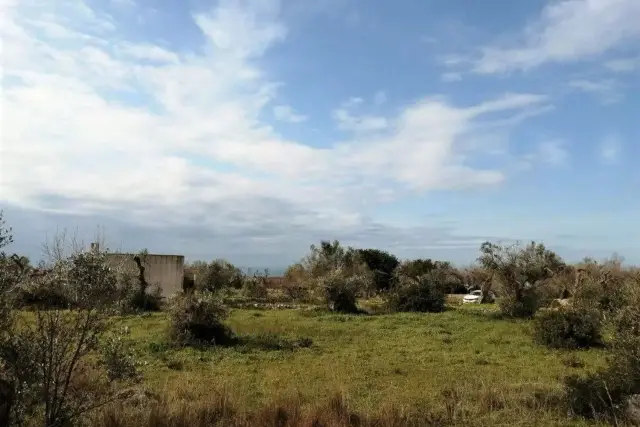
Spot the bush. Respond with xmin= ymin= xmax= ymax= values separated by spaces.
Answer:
xmin=498 ymin=291 xmax=539 ymax=318
xmin=573 ymin=266 xmax=631 ymax=316
xmin=565 ymin=288 xmax=640 ymax=421
xmin=1 ymin=245 xmax=137 ymax=427
xmin=388 ymin=274 xmax=446 ymax=313
xmin=129 ymin=284 xmax=163 ymax=312
xmin=100 ymin=327 xmax=141 ymax=382
xmin=186 ymin=259 xmax=244 ymax=293
xmin=168 ymin=291 xmax=233 ymax=346
xmin=243 ymin=271 xmax=269 ymax=300
xmin=318 ymin=270 xmax=362 ymax=313
xmin=533 ymin=307 xmax=602 ymax=349
xmin=478 ymin=241 xmax=565 ymax=318
xmin=395 ymin=259 xmax=466 ymax=294
xmin=281 ymin=281 xmax=310 ymax=302
xmin=356 ymin=249 xmax=399 ymax=293
xmin=14 ymin=276 xmax=71 ymax=309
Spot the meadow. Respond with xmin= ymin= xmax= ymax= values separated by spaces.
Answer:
xmin=100 ymin=302 xmax=612 ymax=427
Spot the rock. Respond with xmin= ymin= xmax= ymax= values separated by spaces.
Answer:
xmin=626 ymin=394 xmax=640 ymax=426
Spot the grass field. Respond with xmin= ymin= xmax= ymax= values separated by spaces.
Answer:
xmin=108 ymin=303 xmax=613 ymax=426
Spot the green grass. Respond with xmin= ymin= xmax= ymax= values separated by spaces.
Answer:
xmin=116 ymin=304 xmax=611 ymax=426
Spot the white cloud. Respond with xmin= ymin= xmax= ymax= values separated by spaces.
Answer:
xmin=537 ymin=140 xmax=569 ymax=167
xmin=332 ymin=109 xmax=388 ymax=133
xmin=605 ymin=57 xmax=640 ymax=73
xmin=600 ymin=135 xmax=621 ymax=164
xmin=568 ymin=78 xmax=622 ymax=104
xmin=116 ymin=43 xmax=179 ymax=63
xmin=373 ymin=91 xmax=387 ymax=105
xmin=272 ymin=105 xmax=307 ymax=123
xmin=441 ymin=72 xmax=462 ymax=82
xmin=0 ymin=0 xmax=552 ymax=251
xmin=331 ymin=96 xmax=389 ymax=132
xmin=518 ymin=139 xmax=569 ymax=169
xmin=466 ymin=0 xmax=640 ymax=74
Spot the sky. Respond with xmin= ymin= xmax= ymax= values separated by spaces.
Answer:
xmin=1 ymin=0 xmax=639 ymax=268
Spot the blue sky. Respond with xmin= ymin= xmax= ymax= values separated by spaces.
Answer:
xmin=1 ymin=0 xmax=639 ymax=267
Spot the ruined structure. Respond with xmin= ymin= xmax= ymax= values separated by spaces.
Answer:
xmin=98 ymin=244 xmax=185 ymax=298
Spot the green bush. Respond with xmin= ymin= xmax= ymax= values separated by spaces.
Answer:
xmin=533 ymin=307 xmax=602 ymax=349
xmin=478 ymin=241 xmax=565 ymax=318
xmin=388 ymin=274 xmax=446 ymax=313
xmin=15 ymin=277 xmax=71 ymax=309
xmin=565 ymin=288 xmax=640 ymax=421
xmin=395 ymin=259 xmax=466 ymax=294
xmin=243 ymin=271 xmax=269 ymax=300
xmin=100 ymin=327 xmax=141 ymax=382
xmin=318 ymin=270 xmax=362 ymax=313
xmin=498 ymin=291 xmax=540 ymax=318
xmin=168 ymin=291 xmax=233 ymax=346
xmin=356 ymin=249 xmax=399 ymax=293
xmin=186 ymin=259 xmax=244 ymax=293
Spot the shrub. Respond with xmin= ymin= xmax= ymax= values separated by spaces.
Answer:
xmin=101 ymin=327 xmax=141 ymax=382
xmin=129 ymin=284 xmax=163 ymax=312
xmin=14 ymin=276 xmax=71 ymax=309
xmin=356 ymin=249 xmax=399 ymax=293
xmin=317 ymin=270 xmax=362 ymax=313
xmin=565 ymin=287 xmax=640 ymax=421
xmin=168 ymin=291 xmax=233 ymax=346
xmin=300 ymin=241 xmax=372 ymax=287
xmin=388 ymin=274 xmax=446 ymax=313
xmin=395 ymin=259 xmax=466 ymax=294
xmin=573 ymin=265 xmax=631 ymax=317
xmin=1 ymin=245 xmax=137 ymax=427
xmin=281 ymin=281 xmax=310 ymax=302
xmin=478 ymin=241 xmax=565 ymax=318
xmin=243 ymin=270 xmax=269 ymax=300
xmin=498 ymin=291 xmax=540 ymax=318
xmin=186 ymin=259 xmax=244 ymax=293
xmin=533 ymin=307 xmax=602 ymax=349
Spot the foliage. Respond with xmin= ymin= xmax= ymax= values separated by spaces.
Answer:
xmin=290 ymin=240 xmax=374 ymax=302
xmin=0 ymin=211 xmax=23 ymax=333
xmin=533 ymin=307 xmax=602 ymax=349
xmin=565 ymin=286 xmax=640 ymax=421
xmin=302 ymin=240 xmax=371 ymax=283
xmin=14 ymin=275 xmax=72 ymax=309
xmin=243 ymin=270 xmax=269 ymax=299
xmin=572 ymin=259 xmax=633 ymax=316
xmin=168 ymin=291 xmax=233 ymax=346
xmin=394 ymin=258 xmax=439 ymax=280
xmin=317 ymin=269 xmax=363 ymax=313
xmin=388 ymin=274 xmax=446 ymax=313
xmin=395 ymin=259 xmax=466 ymax=294
xmin=356 ymin=249 xmax=399 ymax=293
xmin=186 ymin=259 xmax=244 ymax=293
xmin=284 ymin=263 xmax=307 ymax=284
xmin=281 ymin=281 xmax=310 ymax=302
xmin=478 ymin=241 xmax=565 ymax=318
xmin=0 ymin=245 xmax=138 ymax=427
xmin=100 ymin=327 xmax=142 ymax=382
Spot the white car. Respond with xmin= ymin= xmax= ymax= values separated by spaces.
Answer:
xmin=462 ymin=289 xmax=495 ymax=304
xmin=463 ymin=290 xmax=483 ymax=304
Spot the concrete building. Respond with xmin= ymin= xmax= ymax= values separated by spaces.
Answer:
xmin=100 ymin=246 xmax=185 ymax=298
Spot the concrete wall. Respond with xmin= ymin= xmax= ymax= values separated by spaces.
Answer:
xmin=106 ymin=253 xmax=184 ymax=298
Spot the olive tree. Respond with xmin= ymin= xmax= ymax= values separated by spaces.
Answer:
xmin=478 ymin=241 xmax=565 ymax=318
xmin=0 ymin=222 xmax=140 ymax=427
